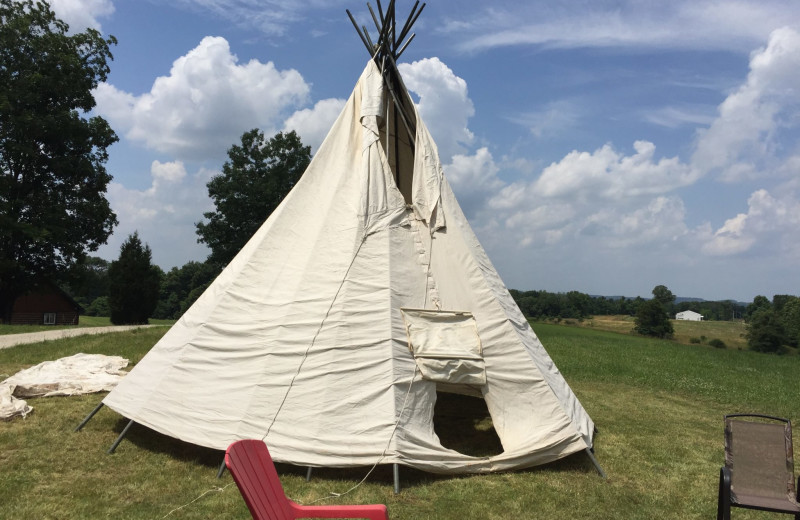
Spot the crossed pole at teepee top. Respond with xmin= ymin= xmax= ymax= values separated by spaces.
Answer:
xmin=347 ymin=0 xmax=424 ymax=148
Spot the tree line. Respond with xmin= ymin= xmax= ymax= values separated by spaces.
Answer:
xmin=511 ymin=284 xmax=798 ymax=354
xmin=62 ymin=252 xmax=216 ymax=322
xmin=742 ymin=295 xmax=800 ymax=353
xmin=509 ymin=287 xmax=746 ymax=322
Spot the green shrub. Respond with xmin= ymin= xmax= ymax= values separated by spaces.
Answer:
xmin=689 ymin=337 xmax=701 ymax=344
xmin=85 ymin=296 xmax=110 ymax=317
xmin=708 ymin=338 xmax=726 ymax=349
xmin=746 ymin=309 xmax=787 ymax=353
xmin=634 ymin=299 xmax=674 ymax=338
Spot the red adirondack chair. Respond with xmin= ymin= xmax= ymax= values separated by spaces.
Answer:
xmin=225 ymin=440 xmax=389 ymax=520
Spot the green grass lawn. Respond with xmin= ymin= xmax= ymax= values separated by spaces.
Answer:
xmin=1 ymin=324 xmax=797 ymax=519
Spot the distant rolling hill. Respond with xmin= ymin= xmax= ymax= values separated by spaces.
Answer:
xmin=593 ymin=295 xmax=749 ymax=306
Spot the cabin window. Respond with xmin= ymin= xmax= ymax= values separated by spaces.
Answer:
xmin=43 ymin=313 xmax=56 ymax=325
xmin=400 ymin=308 xmax=486 ymax=385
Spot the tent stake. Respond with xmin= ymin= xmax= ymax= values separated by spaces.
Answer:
xmin=585 ymin=448 xmax=606 ymax=478
xmin=393 ymin=463 xmax=401 ymax=494
xmin=217 ymin=458 xmax=227 ymax=478
xmin=74 ymin=401 xmax=104 ymax=431
xmin=305 ymin=467 xmax=313 ymax=482
xmin=107 ymin=419 xmax=135 ymax=454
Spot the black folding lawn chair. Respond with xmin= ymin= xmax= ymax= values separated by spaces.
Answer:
xmin=718 ymin=414 xmax=800 ymax=520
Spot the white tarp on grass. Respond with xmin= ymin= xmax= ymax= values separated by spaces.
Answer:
xmin=0 ymin=353 xmax=128 ymax=420
xmin=0 ymin=383 xmax=31 ymax=421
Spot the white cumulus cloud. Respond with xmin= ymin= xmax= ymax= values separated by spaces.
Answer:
xmin=535 ymin=141 xmax=697 ymax=200
xmin=47 ymin=0 xmax=114 ymax=31
xmin=150 ymin=160 xmax=187 ymax=188
xmin=692 ymin=26 xmax=800 ymax=182
xmin=399 ymin=57 xmax=475 ymax=163
xmin=476 ymin=141 xmax=696 ymax=251
xmin=702 ymin=189 xmax=800 ymax=256
xmin=98 ymin=161 xmax=215 ymax=268
xmin=444 ymin=147 xmax=504 ymax=219
xmin=94 ymin=36 xmax=310 ymax=161
xmin=284 ymin=98 xmax=346 ymax=152
xmin=580 ymin=196 xmax=688 ymax=248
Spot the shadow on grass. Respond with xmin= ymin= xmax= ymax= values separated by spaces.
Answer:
xmin=109 ymin=417 xmax=224 ymax=469
xmin=279 ymin=450 xmax=599 ymax=492
xmin=105 ymin=391 xmax=600 ymax=492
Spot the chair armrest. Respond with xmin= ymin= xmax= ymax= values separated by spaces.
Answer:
xmin=721 ymin=466 xmax=731 ymax=488
xmin=289 ymin=501 xmax=388 ymax=520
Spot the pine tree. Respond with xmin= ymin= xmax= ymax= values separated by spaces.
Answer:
xmin=108 ymin=233 xmax=161 ymax=324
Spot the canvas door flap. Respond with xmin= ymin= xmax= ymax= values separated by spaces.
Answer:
xmin=400 ymin=308 xmax=486 ymax=385
xmin=414 ymin=358 xmax=485 ymax=385
xmin=406 ymin=321 xmax=482 ymax=358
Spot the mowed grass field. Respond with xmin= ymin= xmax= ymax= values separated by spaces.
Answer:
xmin=1 ymin=324 xmax=798 ymax=519
xmin=560 ymin=314 xmax=752 ymax=350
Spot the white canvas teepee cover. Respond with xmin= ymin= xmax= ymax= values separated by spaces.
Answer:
xmin=104 ymin=61 xmax=594 ymax=474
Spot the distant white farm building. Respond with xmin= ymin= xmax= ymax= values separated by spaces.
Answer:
xmin=676 ymin=310 xmax=703 ymax=321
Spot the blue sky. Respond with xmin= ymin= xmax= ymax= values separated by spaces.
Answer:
xmin=49 ymin=0 xmax=800 ymax=302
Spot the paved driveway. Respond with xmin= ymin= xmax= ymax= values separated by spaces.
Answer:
xmin=0 ymin=325 xmax=161 ymax=350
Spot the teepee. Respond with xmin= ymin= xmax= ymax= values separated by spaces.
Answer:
xmin=95 ymin=1 xmax=599 ymax=476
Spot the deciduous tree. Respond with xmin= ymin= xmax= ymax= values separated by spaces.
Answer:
xmin=62 ymin=256 xmax=110 ymax=310
xmin=746 ymin=308 xmax=787 ymax=353
xmin=779 ymin=297 xmax=800 ymax=348
xmin=195 ymin=130 xmax=311 ymax=268
xmin=153 ymin=260 xmax=217 ymax=319
xmin=745 ymin=295 xmax=771 ymax=320
xmin=652 ymin=285 xmax=675 ymax=306
xmin=634 ymin=286 xmax=675 ymax=338
xmin=634 ymin=299 xmax=674 ymax=338
xmin=0 ymin=0 xmax=118 ymax=321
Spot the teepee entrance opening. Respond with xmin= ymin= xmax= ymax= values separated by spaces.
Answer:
xmin=433 ymin=390 xmax=503 ymax=458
